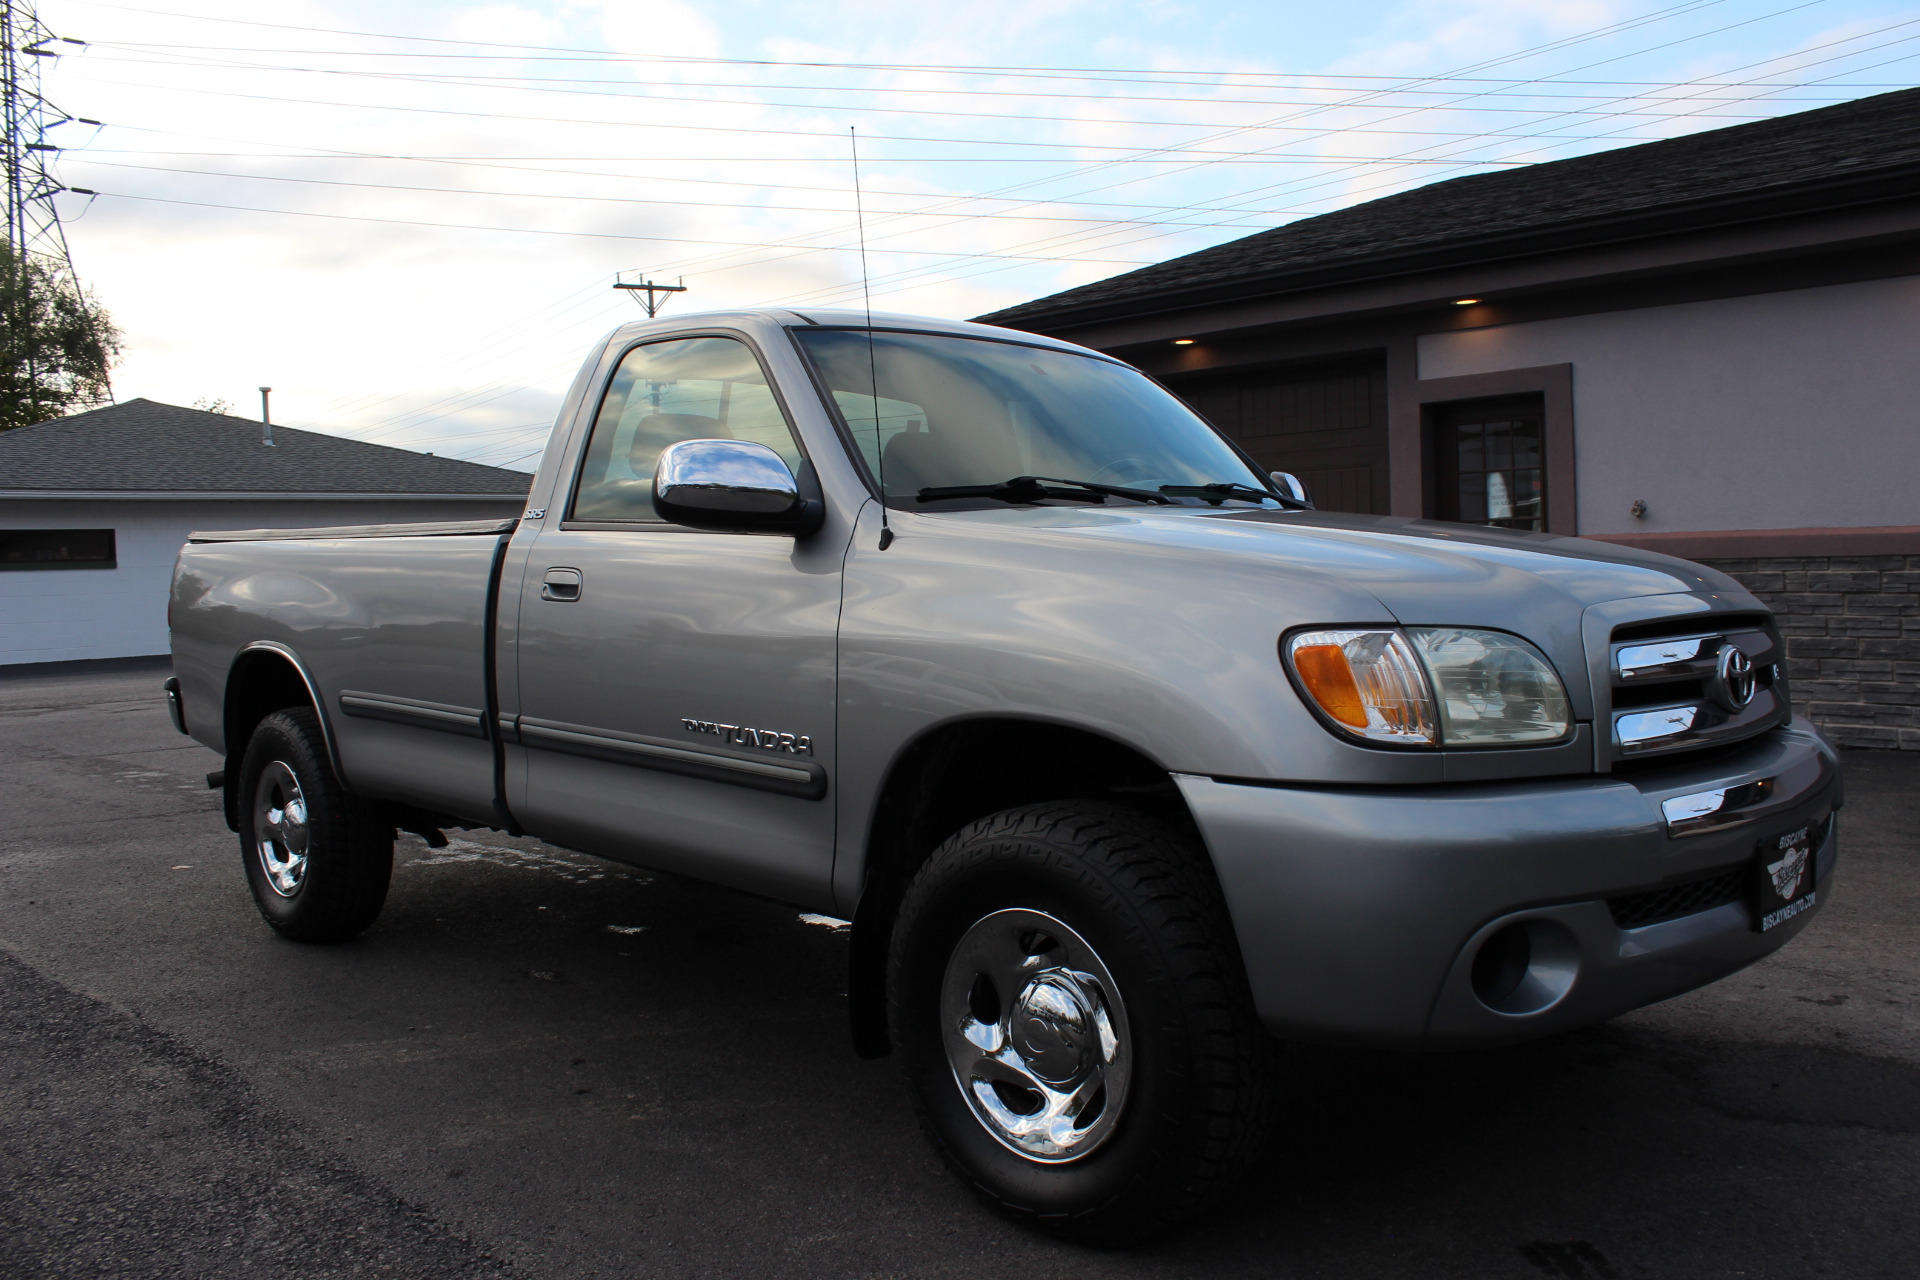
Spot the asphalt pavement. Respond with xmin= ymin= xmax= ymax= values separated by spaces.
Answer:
xmin=3 ymin=657 xmax=1917 ymax=1279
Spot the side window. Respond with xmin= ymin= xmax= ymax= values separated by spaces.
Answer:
xmin=830 ymin=388 xmax=930 ymax=480
xmin=569 ymin=336 xmax=803 ymax=523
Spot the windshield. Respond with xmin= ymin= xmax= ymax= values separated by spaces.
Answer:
xmin=791 ymin=328 xmax=1276 ymax=506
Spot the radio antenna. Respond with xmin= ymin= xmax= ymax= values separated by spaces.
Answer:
xmin=851 ymin=126 xmax=891 ymax=550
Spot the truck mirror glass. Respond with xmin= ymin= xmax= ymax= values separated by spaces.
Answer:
xmin=653 ymin=439 xmax=823 ymax=535
xmin=1270 ymin=471 xmax=1313 ymax=507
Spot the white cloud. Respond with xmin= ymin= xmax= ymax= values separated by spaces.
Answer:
xmin=575 ymin=0 xmax=723 ymax=59
xmin=29 ymin=0 xmax=1890 ymax=465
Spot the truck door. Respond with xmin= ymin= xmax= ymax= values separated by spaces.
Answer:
xmin=508 ymin=333 xmax=843 ymax=906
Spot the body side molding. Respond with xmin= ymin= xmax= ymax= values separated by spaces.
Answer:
xmin=338 ymin=690 xmax=488 ymax=738
xmin=512 ymin=715 xmax=828 ymax=800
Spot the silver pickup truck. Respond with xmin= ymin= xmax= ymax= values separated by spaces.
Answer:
xmin=167 ymin=308 xmax=1840 ymax=1242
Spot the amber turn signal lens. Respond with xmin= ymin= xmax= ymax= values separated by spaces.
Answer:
xmin=1284 ymin=629 xmax=1438 ymax=746
xmin=1291 ymin=644 xmax=1367 ymax=727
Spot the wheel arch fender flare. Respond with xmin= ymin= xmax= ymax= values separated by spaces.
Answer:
xmin=221 ymin=642 xmax=348 ymax=831
xmin=843 ymin=714 xmax=1217 ymax=1060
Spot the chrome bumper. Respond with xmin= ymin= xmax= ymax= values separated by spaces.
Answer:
xmin=1178 ymin=719 xmax=1840 ymax=1049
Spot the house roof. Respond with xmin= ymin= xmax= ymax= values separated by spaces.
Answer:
xmin=979 ymin=85 xmax=1920 ymax=331
xmin=0 ymin=399 xmax=533 ymax=496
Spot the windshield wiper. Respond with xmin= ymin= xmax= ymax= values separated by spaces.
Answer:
xmin=1159 ymin=482 xmax=1301 ymax=508
xmin=917 ymin=475 xmax=1174 ymax=506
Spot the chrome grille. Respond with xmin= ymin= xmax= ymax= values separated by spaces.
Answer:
xmin=1599 ymin=615 xmax=1788 ymax=767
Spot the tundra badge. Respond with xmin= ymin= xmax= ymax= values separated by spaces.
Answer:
xmin=682 ymin=718 xmax=813 ymax=755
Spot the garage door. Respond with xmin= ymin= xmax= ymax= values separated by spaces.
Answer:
xmin=1170 ymin=361 xmax=1389 ymax=514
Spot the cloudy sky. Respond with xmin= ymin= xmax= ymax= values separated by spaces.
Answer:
xmin=30 ymin=0 xmax=1920 ymax=471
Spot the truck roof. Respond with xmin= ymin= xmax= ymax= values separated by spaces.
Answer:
xmin=596 ymin=307 xmax=1115 ymax=361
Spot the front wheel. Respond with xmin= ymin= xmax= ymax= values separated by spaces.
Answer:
xmin=888 ymin=802 xmax=1275 ymax=1243
xmin=237 ymin=708 xmax=394 ymax=942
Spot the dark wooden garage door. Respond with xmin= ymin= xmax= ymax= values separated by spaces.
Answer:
xmin=1171 ymin=361 xmax=1389 ymax=514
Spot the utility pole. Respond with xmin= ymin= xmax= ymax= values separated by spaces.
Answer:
xmin=612 ymin=271 xmax=688 ymax=319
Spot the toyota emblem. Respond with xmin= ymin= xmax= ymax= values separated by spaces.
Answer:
xmin=1710 ymin=645 xmax=1757 ymax=711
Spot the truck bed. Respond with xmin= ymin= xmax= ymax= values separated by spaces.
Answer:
xmin=170 ymin=521 xmax=516 ymax=826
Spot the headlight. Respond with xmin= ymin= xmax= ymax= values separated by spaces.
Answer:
xmin=1409 ymin=628 xmax=1572 ymax=745
xmin=1284 ymin=627 xmax=1571 ymax=748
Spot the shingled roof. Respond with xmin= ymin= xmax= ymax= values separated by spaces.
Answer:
xmin=979 ymin=85 xmax=1920 ymax=330
xmin=0 ymin=399 xmax=532 ymax=495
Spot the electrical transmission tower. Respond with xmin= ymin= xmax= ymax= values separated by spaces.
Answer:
xmin=3 ymin=0 xmax=110 ymax=420
xmin=2 ymin=0 xmax=87 ymax=272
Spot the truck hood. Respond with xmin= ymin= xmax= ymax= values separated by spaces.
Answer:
xmin=909 ymin=504 xmax=1762 ymax=727
xmin=936 ymin=504 xmax=1745 ymax=622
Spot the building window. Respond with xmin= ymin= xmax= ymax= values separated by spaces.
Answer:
xmin=1430 ymin=396 xmax=1546 ymax=531
xmin=0 ymin=529 xmax=117 ymax=570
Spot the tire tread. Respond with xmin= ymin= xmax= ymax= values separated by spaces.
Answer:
xmin=888 ymin=800 xmax=1275 ymax=1243
xmin=238 ymin=708 xmax=393 ymax=942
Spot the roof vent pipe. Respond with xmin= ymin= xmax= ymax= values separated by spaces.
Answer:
xmin=258 ymin=386 xmax=274 ymax=446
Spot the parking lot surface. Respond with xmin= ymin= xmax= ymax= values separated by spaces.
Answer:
xmin=3 ymin=658 xmax=1917 ymax=1279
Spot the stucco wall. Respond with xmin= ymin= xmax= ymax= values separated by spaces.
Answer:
xmin=0 ymin=499 xmax=521 ymax=665
xmin=1417 ymin=274 xmax=1920 ymax=537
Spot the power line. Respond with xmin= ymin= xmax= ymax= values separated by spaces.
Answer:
xmin=59 ymin=0 xmax=1783 ymax=89
xmin=759 ymin=3 xmax=1900 ymax=308
xmin=604 ymin=1 xmax=1825 ymax=301
xmin=308 ymin=286 xmax=617 ymax=421
xmin=69 ymin=189 xmax=1170 ymax=263
xmin=63 ymin=158 xmax=1405 ymax=229
xmin=288 ymin=0 xmax=1827 ymax=435
xmin=54 ymin=69 xmax=1638 ymax=158
xmin=62 ymin=0 xmax=1911 ymax=462
xmin=53 ymin=0 xmax=1863 ymax=296
xmin=73 ymin=140 xmax=1360 ymax=216
xmin=82 ymin=46 xmax=1870 ymax=116
xmin=87 ymin=37 xmax=1917 ymax=94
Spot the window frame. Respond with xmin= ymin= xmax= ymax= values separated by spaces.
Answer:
xmin=558 ymin=328 xmax=813 ymax=532
xmin=1396 ymin=360 xmax=1576 ymax=535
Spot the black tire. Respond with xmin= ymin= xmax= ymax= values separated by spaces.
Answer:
xmin=236 ymin=708 xmax=394 ymax=942
xmin=887 ymin=801 xmax=1275 ymax=1244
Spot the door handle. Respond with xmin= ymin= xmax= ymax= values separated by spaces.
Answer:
xmin=541 ymin=567 xmax=583 ymax=601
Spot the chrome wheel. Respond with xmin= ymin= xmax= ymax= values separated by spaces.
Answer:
xmin=251 ymin=760 xmax=310 ymax=897
xmin=940 ymin=908 xmax=1131 ymax=1163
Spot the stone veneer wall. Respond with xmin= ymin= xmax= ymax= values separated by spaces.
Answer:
xmin=1700 ymin=555 xmax=1920 ymax=751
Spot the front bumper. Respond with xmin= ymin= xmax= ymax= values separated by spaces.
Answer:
xmin=1177 ymin=719 xmax=1840 ymax=1049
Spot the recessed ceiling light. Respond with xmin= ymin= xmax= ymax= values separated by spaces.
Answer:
xmin=1454 ymin=298 xmax=1481 ymax=306
xmin=1172 ymin=338 xmax=1196 ymax=345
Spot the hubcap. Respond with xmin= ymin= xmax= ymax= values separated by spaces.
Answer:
xmin=251 ymin=761 xmax=310 ymax=897
xmin=940 ymin=908 xmax=1130 ymax=1163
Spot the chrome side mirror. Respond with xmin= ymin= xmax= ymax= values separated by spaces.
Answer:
xmin=653 ymin=439 xmax=824 ymax=535
xmin=1269 ymin=470 xmax=1314 ymax=508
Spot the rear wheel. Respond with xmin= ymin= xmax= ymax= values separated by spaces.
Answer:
xmin=237 ymin=708 xmax=394 ymax=942
xmin=888 ymin=801 xmax=1275 ymax=1244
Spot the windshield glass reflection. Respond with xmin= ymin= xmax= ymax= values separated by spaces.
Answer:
xmin=792 ymin=329 xmax=1275 ymax=507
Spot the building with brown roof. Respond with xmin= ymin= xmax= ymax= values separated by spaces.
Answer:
xmin=982 ymin=87 xmax=1920 ymax=748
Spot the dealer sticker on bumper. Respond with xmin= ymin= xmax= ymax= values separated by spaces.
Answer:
xmin=1755 ymin=822 xmax=1817 ymax=932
